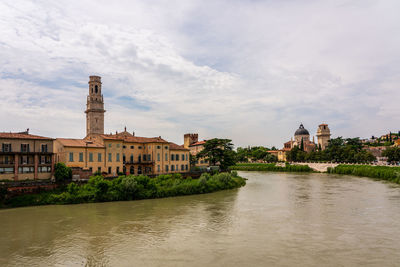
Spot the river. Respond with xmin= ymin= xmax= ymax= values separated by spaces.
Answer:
xmin=1 ymin=172 xmax=400 ymax=266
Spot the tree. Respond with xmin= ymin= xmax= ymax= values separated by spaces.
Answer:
xmin=54 ymin=162 xmax=72 ymax=183
xmin=197 ymin=138 xmax=236 ymax=171
xmin=382 ymin=147 xmax=400 ymax=162
xmin=189 ymin=154 xmax=197 ymax=167
xmin=300 ymin=138 xmax=304 ymax=151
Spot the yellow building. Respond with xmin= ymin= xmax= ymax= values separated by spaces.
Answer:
xmin=54 ymin=76 xmax=190 ymax=178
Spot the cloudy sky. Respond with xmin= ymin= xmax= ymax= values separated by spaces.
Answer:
xmin=0 ymin=0 xmax=399 ymax=148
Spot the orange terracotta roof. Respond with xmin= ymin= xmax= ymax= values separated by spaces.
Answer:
xmin=169 ymin=142 xmax=189 ymax=151
xmin=0 ymin=132 xmax=53 ymax=140
xmin=56 ymin=138 xmax=104 ymax=148
xmin=190 ymin=140 xmax=206 ymax=146
xmin=101 ymin=134 xmax=169 ymax=144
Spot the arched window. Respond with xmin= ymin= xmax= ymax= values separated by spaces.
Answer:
xmin=130 ymin=166 xmax=134 ymax=174
xmin=95 ymin=85 xmax=98 ymax=93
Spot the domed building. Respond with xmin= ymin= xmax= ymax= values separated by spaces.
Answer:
xmin=282 ymin=123 xmax=318 ymax=154
xmin=294 ymin=124 xmax=310 ymax=144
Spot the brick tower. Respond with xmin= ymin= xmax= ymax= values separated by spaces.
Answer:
xmin=85 ymin=76 xmax=105 ymax=137
xmin=184 ymin=133 xmax=198 ymax=148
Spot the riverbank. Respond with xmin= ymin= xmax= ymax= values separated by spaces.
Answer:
xmin=1 ymin=172 xmax=246 ymax=208
xmin=229 ymin=163 xmax=314 ymax=172
xmin=327 ymin=164 xmax=400 ymax=184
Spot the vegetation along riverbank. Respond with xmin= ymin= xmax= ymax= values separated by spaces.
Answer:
xmin=1 ymin=172 xmax=246 ymax=209
xmin=229 ymin=163 xmax=314 ymax=172
xmin=327 ymin=165 xmax=400 ymax=184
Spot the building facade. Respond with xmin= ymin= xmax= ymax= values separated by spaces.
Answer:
xmin=54 ymin=76 xmax=190 ymax=178
xmin=0 ymin=130 xmax=54 ymax=181
xmin=183 ymin=133 xmax=209 ymax=168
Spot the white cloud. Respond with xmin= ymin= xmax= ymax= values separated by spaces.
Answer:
xmin=0 ymin=0 xmax=399 ymax=147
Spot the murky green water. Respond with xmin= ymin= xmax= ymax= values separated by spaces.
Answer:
xmin=1 ymin=172 xmax=400 ymax=266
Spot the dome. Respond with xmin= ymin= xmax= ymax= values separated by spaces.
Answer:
xmin=295 ymin=124 xmax=310 ymax=136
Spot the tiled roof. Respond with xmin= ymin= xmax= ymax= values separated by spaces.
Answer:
xmin=190 ymin=140 xmax=206 ymax=146
xmin=56 ymin=138 xmax=104 ymax=148
xmin=169 ymin=142 xmax=189 ymax=151
xmin=101 ymin=134 xmax=169 ymax=144
xmin=0 ymin=132 xmax=53 ymax=140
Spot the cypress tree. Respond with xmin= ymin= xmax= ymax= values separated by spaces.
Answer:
xmin=300 ymin=138 xmax=304 ymax=151
xmin=390 ymin=132 xmax=392 ymax=143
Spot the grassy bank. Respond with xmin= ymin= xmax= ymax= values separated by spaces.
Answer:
xmin=229 ymin=163 xmax=314 ymax=172
xmin=2 ymin=172 xmax=246 ymax=208
xmin=327 ymin=165 xmax=400 ymax=184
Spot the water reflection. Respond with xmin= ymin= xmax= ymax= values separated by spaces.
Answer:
xmin=1 ymin=172 xmax=400 ymax=266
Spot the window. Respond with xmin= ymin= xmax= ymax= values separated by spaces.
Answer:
xmin=181 ymin=165 xmax=184 ymax=171
xmin=2 ymin=143 xmax=11 ymax=152
xmin=157 ymin=165 xmax=160 ymax=172
xmin=186 ymin=154 xmax=188 ymax=161
xmin=185 ymin=164 xmax=188 ymax=170
xmin=108 ymin=153 xmax=112 ymax=162
xmin=165 ymin=146 xmax=168 ymax=149
xmin=171 ymin=165 xmax=175 ymax=171
xmin=98 ymin=167 xmax=101 ymax=173
xmin=116 ymin=153 xmax=120 ymax=162
xmin=95 ymin=85 xmax=98 ymax=93
xmin=181 ymin=154 xmax=185 ymax=161
xmin=138 ymin=146 xmax=142 ymax=149
xmin=123 ymin=154 xmax=126 ymax=162
xmin=131 ymin=146 xmax=134 ymax=149
xmin=177 ymin=154 xmax=180 ymax=161
xmin=108 ymin=167 xmax=112 ymax=174
xmin=130 ymin=154 xmax=134 ymax=162
xmin=165 ymin=153 xmax=168 ymax=161
xmin=4 ymin=156 xmax=9 ymax=164
xmin=157 ymin=146 xmax=161 ymax=149
xmin=123 ymin=145 xmax=126 ymax=149
xmin=130 ymin=166 xmax=134 ymax=174
xmin=41 ymin=144 xmax=48 ymax=152
xmin=69 ymin=152 xmax=74 ymax=162
xmin=0 ymin=167 xmax=14 ymax=174
xmin=176 ymin=164 xmax=178 ymax=171
xmin=20 ymin=156 xmax=29 ymax=165
xmin=157 ymin=153 xmax=160 ymax=161
xmin=165 ymin=165 xmax=169 ymax=172
xmin=89 ymin=167 xmax=93 ymax=173
xmin=116 ymin=167 xmax=120 ymax=174
xmin=89 ymin=153 xmax=93 ymax=162
xmin=148 ymin=145 xmax=151 ymax=149
xmin=108 ymin=143 xmax=112 ymax=148
xmin=79 ymin=152 xmax=84 ymax=162
xmin=18 ymin=167 xmax=34 ymax=173
xmin=117 ymin=144 xmax=120 ymax=148
xmin=171 ymin=154 xmax=175 ymax=161
xmin=21 ymin=144 xmax=29 ymax=152
xmin=148 ymin=154 xmax=151 ymax=161
xmin=98 ymin=153 xmax=102 ymax=162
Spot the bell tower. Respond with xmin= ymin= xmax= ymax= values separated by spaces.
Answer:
xmin=316 ymin=124 xmax=331 ymax=150
xmin=85 ymin=75 xmax=105 ymax=137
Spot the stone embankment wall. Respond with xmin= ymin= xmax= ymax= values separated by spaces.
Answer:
xmin=291 ymin=162 xmax=339 ymax=172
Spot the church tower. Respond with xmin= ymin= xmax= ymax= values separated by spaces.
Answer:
xmin=316 ymin=124 xmax=331 ymax=150
xmin=85 ymin=76 xmax=105 ymax=137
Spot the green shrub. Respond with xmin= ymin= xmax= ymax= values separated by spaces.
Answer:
xmin=229 ymin=163 xmax=313 ymax=173
xmin=327 ymin=165 xmax=400 ymax=184
xmin=54 ymin=162 xmax=72 ymax=183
